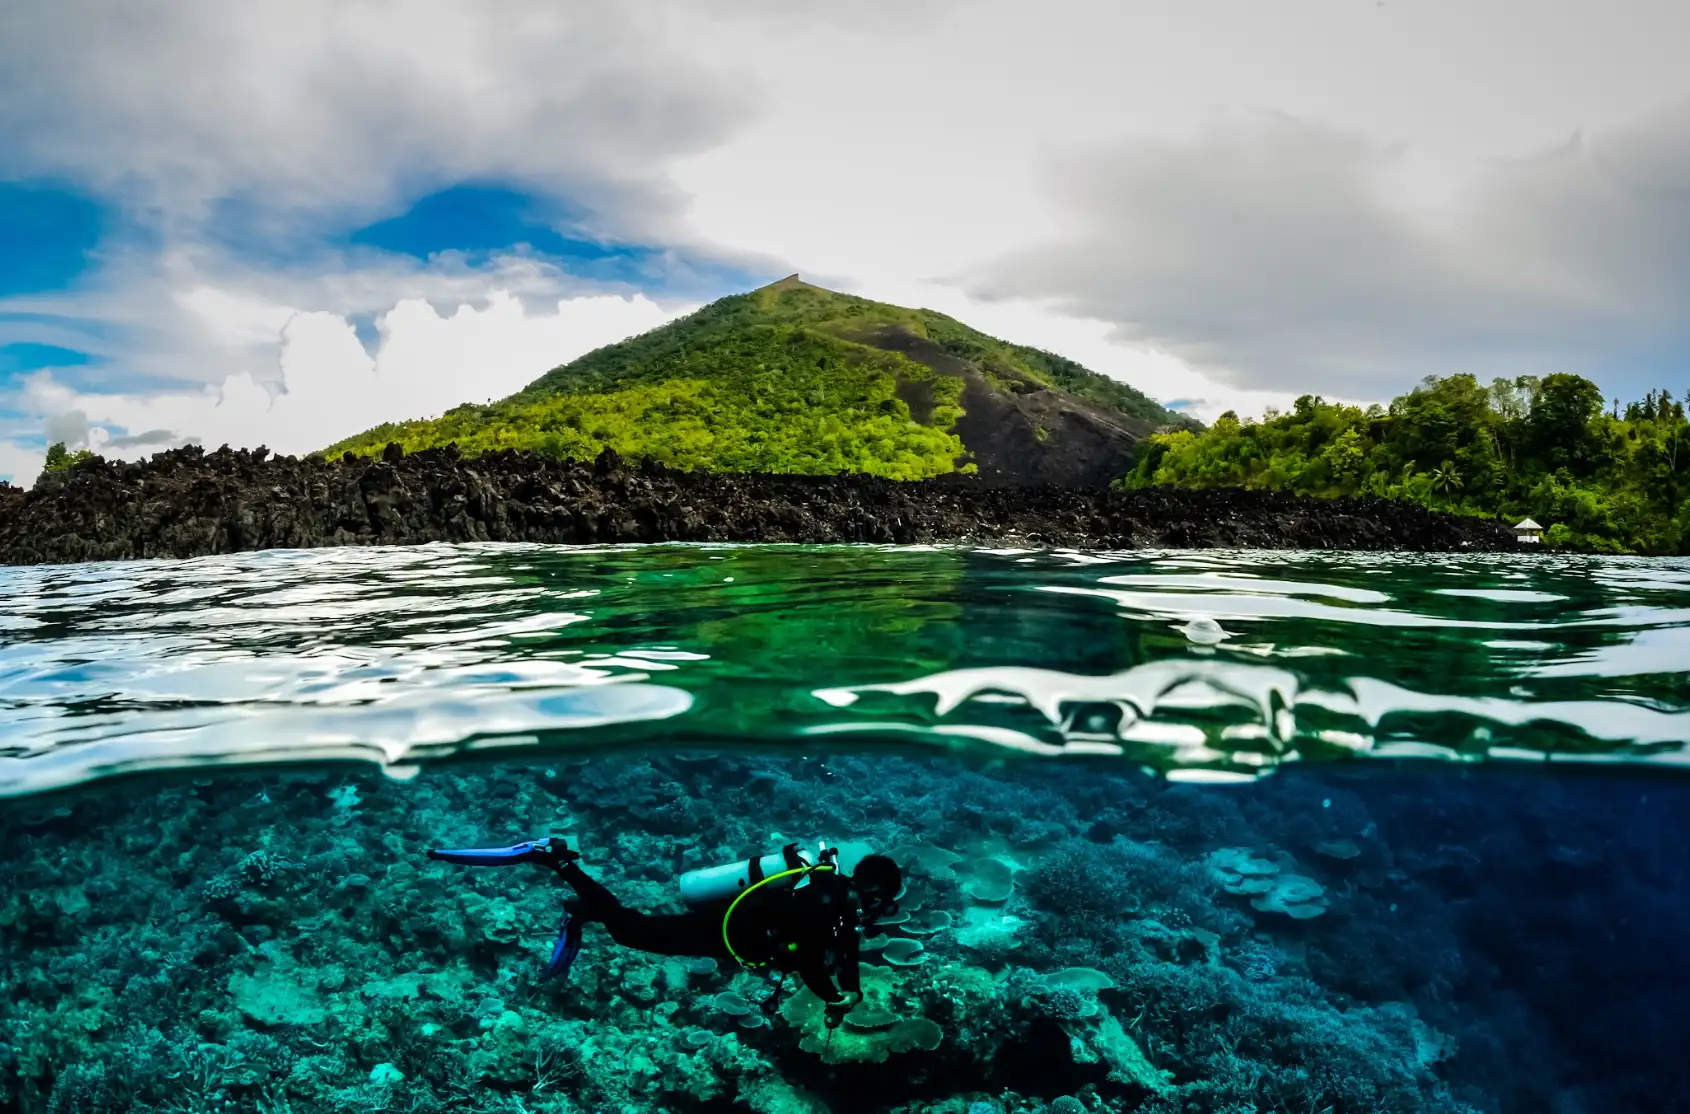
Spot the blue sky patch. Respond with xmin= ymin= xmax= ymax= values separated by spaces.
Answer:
xmin=0 ymin=310 xmax=127 ymax=343
xmin=347 ymin=185 xmax=623 ymax=262
xmin=0 ymin=343 xmax=96 ymax=374
xmin=347 ymin=313 xmax=381 ymax=357
xmin=343 ymin=183 xmax=773 ymax=296
xmin=190 ymin=181 xmax=775 ymax=300
xmin=0 ymin=183 xmax=105 ymax=298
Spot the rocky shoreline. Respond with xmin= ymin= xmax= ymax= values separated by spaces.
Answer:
xmin=0 ymin=444 xmax=1516 ymax=566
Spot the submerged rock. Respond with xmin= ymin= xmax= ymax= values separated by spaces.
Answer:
xmin=0 ymin=444 xmax=1517 ymax=565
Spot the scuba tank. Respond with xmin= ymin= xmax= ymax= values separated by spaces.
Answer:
xmin=679 ymin=839 xmax=871 ymax=907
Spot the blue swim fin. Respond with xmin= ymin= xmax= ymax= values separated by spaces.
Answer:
xmin=426 ymin=837 xmax=574 ymax=872
xmin=545 ymin=907 xmax=585 ymax=981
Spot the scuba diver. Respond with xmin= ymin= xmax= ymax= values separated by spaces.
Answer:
xmin=426 ymin=836 xmax=902 ymax=1027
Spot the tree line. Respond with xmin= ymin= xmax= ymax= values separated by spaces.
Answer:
xmin=1123 ymin=373 xmax=1690 ymax=553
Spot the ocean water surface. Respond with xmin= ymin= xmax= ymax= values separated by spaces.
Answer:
xmin=1 ymin=544 xmax=1687 ymax=1113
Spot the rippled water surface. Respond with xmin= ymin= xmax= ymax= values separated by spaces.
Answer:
xmin=3 ymin=544 xmax=1687 ymax=796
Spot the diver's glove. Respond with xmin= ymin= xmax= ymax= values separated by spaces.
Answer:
xmin=823 ymin=991 xmax=861 ymax=1030
xmin=426 ymin=836 xmax=577 ymax=874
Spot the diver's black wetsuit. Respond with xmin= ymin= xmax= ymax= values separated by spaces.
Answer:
xmin=559 ymin=859 xmax=862 ymax=1005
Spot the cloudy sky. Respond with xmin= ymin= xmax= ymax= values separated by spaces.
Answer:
xmin=3 ymin=0 xmax=1688 ymax=484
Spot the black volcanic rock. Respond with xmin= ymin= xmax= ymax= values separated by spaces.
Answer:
xmin=0 ymin=481 xmax=22 ymax=524
xmin=0 ymin=445 xmax=1516 ymax=567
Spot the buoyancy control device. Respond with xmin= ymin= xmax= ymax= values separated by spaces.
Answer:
xmin=678 ymin=839 xmax=872 ymax=907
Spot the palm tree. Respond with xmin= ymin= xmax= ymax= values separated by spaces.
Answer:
xmin=1430 ymin=461 xmax=1464 ymax=501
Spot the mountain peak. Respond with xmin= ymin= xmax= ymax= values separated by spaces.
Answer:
xmin=324 ymin=279 xmax=1196 ymax=486
xmin=758 ymin=273 xmax=831 ymax=295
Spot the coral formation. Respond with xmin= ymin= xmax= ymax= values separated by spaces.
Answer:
xmin=1249 ymin=873 xmax=1330 ymax=920
xmin=779 ymin=970 xmax=944 ymax=1065
xmin=963 ymin=859 xmax=1017 ymax=904
xmin=1207 ymin=847 xmax=1331 ymax=918
xmin=4 ymin=748 xmax=1652 ymax=1113
xmin=879 ymin=939 xmax=928 ymax=967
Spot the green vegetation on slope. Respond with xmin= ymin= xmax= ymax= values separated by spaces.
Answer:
xmin=323 ymin=278 xmax=1188 ymax=477
xmin=326 ymin=324 xmax=970 ymax=479
xmin=1123 ymin=373 xmax=1690 ymax=554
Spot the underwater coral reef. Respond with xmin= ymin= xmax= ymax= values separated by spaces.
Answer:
xmin=1 ymin=753 xmax=1685 ymax=1113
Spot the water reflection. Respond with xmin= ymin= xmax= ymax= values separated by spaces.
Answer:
xmin=1 ymin=546 xmax=1686 ymax=799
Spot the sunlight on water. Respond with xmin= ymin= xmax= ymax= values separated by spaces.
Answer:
xmin=2 ymin=544 xmax=1688 ymax=797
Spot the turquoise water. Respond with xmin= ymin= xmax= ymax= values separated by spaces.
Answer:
xmin=2 ymin=545 xmax=1688 ymax=1113
xmin=4 ymin=545 xmax=1688 ymax=794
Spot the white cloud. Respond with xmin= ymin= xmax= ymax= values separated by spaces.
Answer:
xmin=2 ymin=243 xmax=693 ymax=392
xmin=0 ymin=288 xmax=682 ymax=483
xmin=0 ymin=441 xmax=43 ymax=490
xmin=967 ymin=106 xmax=1690 ymax=400
xmin=673 ymin=0 xmax=1690 ymax=277
xmin=0 ymin=1 xmax=759 ymax=240
xmin=669 ymin=0 xmax=1690 ymax=408
xmin=823 ymin=278 xmax=1304 ymax=423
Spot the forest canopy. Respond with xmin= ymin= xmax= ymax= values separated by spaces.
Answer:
xmin=1122 ymin=373 xmax=1690 ymax=554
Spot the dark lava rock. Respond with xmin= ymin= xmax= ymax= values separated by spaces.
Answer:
xmin=0 ymin=481 xmax=22 ymax=525
xmin=0 ymin=444 xmax=1516 ymax=567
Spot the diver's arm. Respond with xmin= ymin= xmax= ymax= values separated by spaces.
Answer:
xmin=838 ymin=928 xmax=862 ymax=996
xmin=798 ymin=952 xmax=843 ymax=1004
xmin=792 ymin=872 xmax=863 ymax=1011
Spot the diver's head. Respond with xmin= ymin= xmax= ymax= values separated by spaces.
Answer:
xmin=851 ymin=854 xmax=903 ymax=922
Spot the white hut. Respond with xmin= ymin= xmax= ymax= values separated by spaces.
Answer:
xmin=1513 ymin=517 xmax=1543 ymax=544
